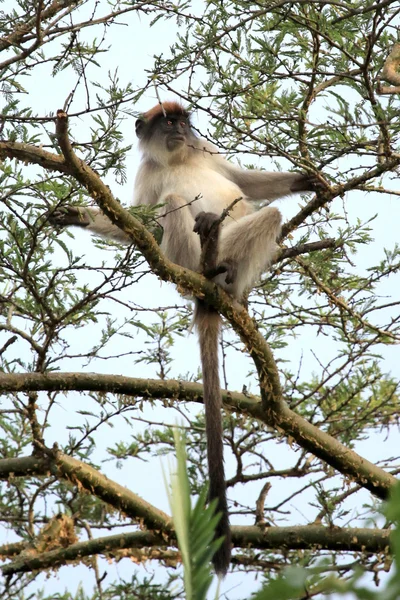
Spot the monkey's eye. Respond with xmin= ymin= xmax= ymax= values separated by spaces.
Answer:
xmin=166 ymin=120 xmax=173 ymax=126
xmin=180 ymin=121 xmax=187 ymax=127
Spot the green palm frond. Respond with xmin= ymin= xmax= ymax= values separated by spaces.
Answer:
xmin=165 ymin=428 xmax=223 ymax=600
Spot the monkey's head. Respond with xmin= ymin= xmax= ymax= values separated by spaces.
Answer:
xmin=135 ymin=102 xmax=195 ymax=162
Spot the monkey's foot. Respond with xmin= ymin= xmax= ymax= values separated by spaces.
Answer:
xmin=205 ymin=259 xmax=237 ymax=284
xmin=220 ymin=259 xmax=237 ymax=284
xmin=47 ymin=206 xmax=90 ymax=228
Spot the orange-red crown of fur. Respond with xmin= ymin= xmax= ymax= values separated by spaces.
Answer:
xmin=143 ymin=101 xmax=190 ymax=121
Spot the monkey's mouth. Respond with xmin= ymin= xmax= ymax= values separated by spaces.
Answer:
xmin=167 ymin=136 xmax=185 ymax=151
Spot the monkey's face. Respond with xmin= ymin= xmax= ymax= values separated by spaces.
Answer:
xmin=136 ymin=114 xmax=192 ymax=153
xmin=161 ymin=116 xmax=190 ymax=151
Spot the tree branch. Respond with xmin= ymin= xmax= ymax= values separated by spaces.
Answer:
xmin=0 ymin=0 xmax=77 ymax=52
xmin=276 ymin=238 xmax=337 ymax=262
xmin=52 ymin=451 xmax=173 ymax=534
xmin=296 ymin=255 xmax=400 ymax=341
xmin=0 ymin=140 xmax=70 ymax=174
xmin=331 ymin=0 xmax=399 ymax=24
xmin=1 ymin=524 xmax=391 ymax=575
xmin=281 ymin=156 xmax=400 ymax=239
xmin=0 ymin=374 xmax=396 ymax=501
xmin=0 ymin=450 xmax=173 ymax=540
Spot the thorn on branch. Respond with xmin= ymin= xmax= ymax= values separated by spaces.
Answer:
xmin=217 ymin=197 xmax=243 ymax=227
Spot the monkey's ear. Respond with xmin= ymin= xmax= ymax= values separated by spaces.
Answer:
xmin=135 ymin=118 xmax=146 ymax=138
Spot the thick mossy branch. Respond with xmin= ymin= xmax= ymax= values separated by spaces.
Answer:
xmin=0 ymin=372 xmax=259 ymax=413
xmin=0 ymin=140 xmax=71 ymax=173
xmin=53 ymin=452 xmax=174 ymax=534
xmin=0 ymin=373 xmax=396 ymax=500
xmin=1 ymin=521 xmax=391 ymax=576
xmin=0 ymin=451 xmax=172 ymax=537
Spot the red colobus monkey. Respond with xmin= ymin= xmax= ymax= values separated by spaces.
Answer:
xmin=50 ymin=102 xmax=315 ymax=575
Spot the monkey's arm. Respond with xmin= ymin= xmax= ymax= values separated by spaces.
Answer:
xmin=220 ymin=163 xmax=315 ymax=201
xmin=48 ymin=206 xmax=132 ymax=243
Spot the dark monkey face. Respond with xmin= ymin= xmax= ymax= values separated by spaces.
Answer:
xmin=162 ymin=116 xmax=190 ymax=151
xmin=135 ymin=114 xmax=193 ymax=152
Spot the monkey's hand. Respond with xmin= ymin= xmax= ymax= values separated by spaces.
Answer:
xmin=47 ymin=206 xmax=91 ymax=228
xmin=193 ymin=211 xmax=220 ymax=245
xmin=290 ymin=173 xmax=326 ymax=193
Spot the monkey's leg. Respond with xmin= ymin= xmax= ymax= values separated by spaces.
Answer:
xmin=219 ymin=206 xmax=282 ymax=298
xmin=48 ymin=206 xmax=131 ymax=243
xmin=159 ymin=194 xmax=201 ymax=271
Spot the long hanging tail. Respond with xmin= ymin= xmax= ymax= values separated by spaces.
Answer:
xmin=194 ymin=300 xmax=231 ymax=576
